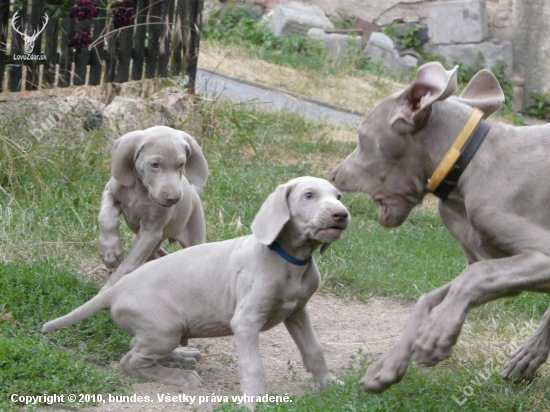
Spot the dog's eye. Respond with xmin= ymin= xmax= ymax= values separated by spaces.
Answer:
xmin=337 ymin=194 xmax=342 ymax=200
xmin=179 ymin=162 xmax=185 ymax=168
xmin=304 ymin=192 xmax=314 ymax=200
xmin=151 ymin=162 xmax=159 ymax=168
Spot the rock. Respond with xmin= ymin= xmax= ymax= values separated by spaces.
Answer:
xmin=149 ymin=87 xmax=191 ymax=121
xmin=268 ymin=2 xmax=334 ymax=37
xmin=434 ymin=40 xmax=513 ymax=73
xmin=363 ymin=32 xmax=402 ymax=72
xmin=428 ymin=0 xmax=488 ymax=45
xmin=103 ymin=96 xmax=169 ymax=135
xmin=400 ymin=54 xmax=418 ymax=68
xmin=84 ymin=111 xmax=103 ymax=130
xmin=307 ymin=28 xmax=362 ymax=63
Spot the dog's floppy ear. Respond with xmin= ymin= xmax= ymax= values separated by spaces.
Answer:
xmin=111 ymin=132 xmax=145 ymax=186
xmin=454 ymin=69 xmax=505 ymax=118
xmin=179 ymin=132 xmax=209 ymax=194
xmin=392 ymin=62 xmax=458 ymax=126
xmin=251 ymin=183 xmax=292 ymax=245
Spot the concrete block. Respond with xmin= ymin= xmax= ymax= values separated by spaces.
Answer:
xmin=434 ymin=40 xmax=513 ymax=73
xmin=363 ymin=32 xmax=402 ymax=72
xmin=428 ymin=0 xmax=488 ymax=45
xmin=308 ymin=28 xmax=362 ymax=62
xmin=268 ymin=2 xmax=334 ymax=37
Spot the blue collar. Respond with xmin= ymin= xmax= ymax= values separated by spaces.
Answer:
xmin=268 ymin=242 xmax=312 ymax=266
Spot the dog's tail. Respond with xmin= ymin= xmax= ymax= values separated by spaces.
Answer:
xmin=42 ymin=289 xmax=113 ymax=333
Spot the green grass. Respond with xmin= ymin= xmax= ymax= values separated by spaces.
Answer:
xmin=0 ymin=261 xmax=131 ymax=409
xmin=1 ymin=97 xmax=549 ymax=411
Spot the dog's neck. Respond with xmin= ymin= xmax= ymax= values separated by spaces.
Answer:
xmin=422 ymin=103 xmax=483 ymax=177
xmin=273 ymin=226 xmax=321 ymax=263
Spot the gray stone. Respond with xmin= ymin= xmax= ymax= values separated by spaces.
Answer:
xmin=428 ymin=0 xmax=488 ymax=45
xmin=103 ymin=96 xmax=170 ymax=135
xmin=513 ymin=1 xmax=550 ymax=97
xmin=307 ymin=28 xmax=362 ymax=62
xmin=400 ymin=54 xmax=419 ymax=68
xmin=434 ymin=40 xmax=513 ymax=73
xmin=363 ymin=32 xmax=402 ymax=72
xmin=268 ymin=2 xmax=333 ymax=37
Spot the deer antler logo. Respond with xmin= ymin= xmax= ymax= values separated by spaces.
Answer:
xmin=11 ymin=10 xmax=49 ymax=55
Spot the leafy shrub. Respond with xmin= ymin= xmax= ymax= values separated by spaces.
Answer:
xmin=382 ymin=23 xmax=423 ymax=52
xmin=522 ymin=92 xmax=550 ymax=119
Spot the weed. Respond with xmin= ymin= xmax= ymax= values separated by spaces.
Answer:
xmin=383 ymin=23 xmax=423 ymax=52
xmin=203 ymin=6 xmax=326 ymax=66
xmin=522 ymin=92 xmax=550 ymax=119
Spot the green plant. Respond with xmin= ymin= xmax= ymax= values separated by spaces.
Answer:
xmin=522 ymin=92 xmax=550 ymax=119
xmin=203 ymin=5 xmax=327 ymax=69
xmin=382 ymin=23 xmax=422 ymax=52
xmin=491 ymin=61 xmax=514 ymax=110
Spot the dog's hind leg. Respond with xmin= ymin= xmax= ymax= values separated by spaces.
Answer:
xmin=120 ymin=334 xmax=204 ymax=388
xmin=168 ymin=347 xmax=203 ymax=364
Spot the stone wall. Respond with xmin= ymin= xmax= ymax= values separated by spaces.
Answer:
xmin=243 ymin=0 xmax=550 ymax=97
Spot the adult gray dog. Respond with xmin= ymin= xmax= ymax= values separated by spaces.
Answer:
xmin=98 ymin=126 xmax=208 ymax=289
xmin=331 ymin=61 xmax=550 ymax=392
xmin=43 ymin=176 xmax=349 ymax=411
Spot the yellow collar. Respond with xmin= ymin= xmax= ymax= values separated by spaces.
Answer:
xmin=426 ymin=108 xmax=484 ymax=193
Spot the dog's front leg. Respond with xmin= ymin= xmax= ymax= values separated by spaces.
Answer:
xmin=102 ymin=228 xmax=163 ymax=289
xmin=284 ymin=306 xmax=341 ymax=388
xmin=361 ymin=282 xmax=451 ymax=393
xmin=413 ymin=252 xmax=550 ymax=367
xmin=98 ymin=188 xmax=124 ymax=269
xmin=231 ymin=311 xmax=267 ymax=411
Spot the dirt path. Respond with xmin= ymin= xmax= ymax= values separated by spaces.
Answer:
xmin=61 ymin=294 xmax=411 ymax=412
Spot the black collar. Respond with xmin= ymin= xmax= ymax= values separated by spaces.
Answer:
xmin=429 ymin=118 xmax=491 ymax=201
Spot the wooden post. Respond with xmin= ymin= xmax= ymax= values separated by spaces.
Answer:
xmin=131 ymin=0 xmax=147 ymax=81
xmin=42 ymin=18 xmax=59 ymax=88
xmin=0 ymin=0 xmax=10 ymax=92
xmin=25 ymin=0 xmax=45 ymax=90
xmin=58 ymin=17 xmax=75 ymax=87
xmin=186 ymin=0 xmax=203 ymax=97
xmin=88 ymin=1 xmax=107 ymax=86
xmin=8 ymin=2 xmax=25 ymax=91
xmin=144 ymin=0 xmax=162 ymax=78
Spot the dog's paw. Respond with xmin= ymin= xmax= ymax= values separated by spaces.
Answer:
xmin=99 ymin=241 xmax=125 ymax=269
xmin=181 ymin=370 xmax=204 ymax=389
xmin=412 ymin=308 xmax=464 ymax=366
xmin=502 ymin=336 xmax=550 ymax=380
xmin=315 ymin=373 xmax=343 ymax=389
xmin=169 ymin=347 xmax=203 ymax=364
xmin=360 ymin=350 xmax=410 ymax=393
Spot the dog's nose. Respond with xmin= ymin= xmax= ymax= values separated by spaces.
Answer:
xmin=331 ymin=207 xmax=349 ymax=222
xmin=165 ymin=195 xmax=181 ymax=205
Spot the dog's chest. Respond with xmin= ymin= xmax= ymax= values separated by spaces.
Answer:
xmin=262 ymin=269 xmax=319 ymax=329
xmin=117 ymin=190 xmax=152 ymax=232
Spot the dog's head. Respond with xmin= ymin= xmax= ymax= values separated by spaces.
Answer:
xmin=331 ymin=62 xmax=505 ymax=228
xmin=111 ymin=126 xmax=208 ymax=207
xmin=251 ymin=176 xmax=350 ymax=252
